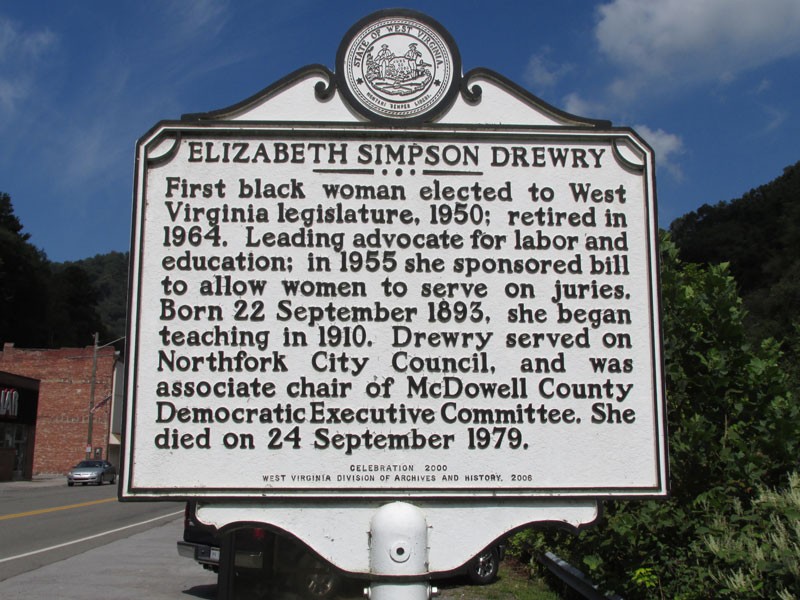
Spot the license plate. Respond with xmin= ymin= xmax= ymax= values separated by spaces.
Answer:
xmin=210 ymin=547 xmax=220 ymax=562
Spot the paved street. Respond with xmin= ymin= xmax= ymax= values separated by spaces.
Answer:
xmin=0 ymin=477 xmax=337 ymax=599
xmin=0 ymin=514 xmax=483 ymax=600
xmin=0 ymin=476 xmax=183 ymax=581
xmin=0 ymin=478 xmax=495 ymax=600
xmin=0 ymin=475 xmax=214 ymax=598
xmin=0 ymin=513 xmax=217 ymax=599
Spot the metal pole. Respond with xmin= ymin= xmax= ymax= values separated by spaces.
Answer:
xmin=367 ymin=502 xmax=433 ymax=600
xmin=86 ymin=332 xmax=98 ymax=460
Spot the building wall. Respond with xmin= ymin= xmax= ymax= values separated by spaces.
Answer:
xmin=0 ymin=343 xmax=117 ymax=475
xmin=0 ymin=371 xmax=39 ymax=480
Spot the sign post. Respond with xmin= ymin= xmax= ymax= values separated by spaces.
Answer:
xmin=122 ymin=8 xmax=667 ymax=593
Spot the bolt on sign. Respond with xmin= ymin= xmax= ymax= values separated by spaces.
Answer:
xmin=121 ymin=9 xmax=667 ymax=503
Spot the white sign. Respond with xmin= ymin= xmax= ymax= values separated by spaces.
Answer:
xmin=0 ymin=389 xmax=19 ymax=418
xmin=122 ymin=10 xmax=667 ymax=501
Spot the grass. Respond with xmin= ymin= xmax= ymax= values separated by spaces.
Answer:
xmin=333 ymin=559 xmax=564 ymax=600
xmin=436 ymin=562 xmax=563 ymax=600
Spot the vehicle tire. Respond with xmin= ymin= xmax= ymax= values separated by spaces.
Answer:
xmin=68 ymin=482 xmax=74 ymax=486
xmin=295 ymin=556 xmax=340 ymax=600
xmin=109 ymin=475 xmax=116 ymax=484
xmin=467 ymin=547 xmax=499 ymax=585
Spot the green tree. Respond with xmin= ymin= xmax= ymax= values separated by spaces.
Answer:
xmin=705 ymin=472 xmax=800 ymax=599
xmin=0 ymin=192 xmax=29 ymax=239
xmin=670 ymin=161 xmax=800 ymax=344
xmin=46 ymin=265 xmax=108 ymax=347
xmin=59 ymin=251 xmax=129 ymax=341
xmin=0 ymin=192 xmax=107 ymax=349
xmin=0 ymin=192 xmax=51 ymax=346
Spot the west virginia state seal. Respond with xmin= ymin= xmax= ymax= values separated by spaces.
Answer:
xmin=336 ymin=9 xmax=461 ymax=123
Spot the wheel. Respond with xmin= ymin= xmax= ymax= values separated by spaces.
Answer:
xmin=68 ymin=482 xmax=74 ymax=487
xmin=467 ymin=547 xmax=499 ymax=585
xmin=295 ymin=556 xmax=340 ymax=600
xmin=300 ymin=567 xmax=339 ymax=600
xmin=109 ymin=475 xmax=116 ymax=484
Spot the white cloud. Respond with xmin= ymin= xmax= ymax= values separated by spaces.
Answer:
xmin=523 ymin=49 xmax=573 ymax=92
xmin=0 ymin=77 xmax=27 ymax=112
xmin=596 ymin=0 xmax=800 ymax=99
xmin=752 ymin=79 xmax=771 ymax=95
xmin=562 ymin=92 xmax=606 ymax=121
xmin=758 ymin=105 xmax=788 ymax=134
xmin=634 ymin=124 xmax=684 ymax=180
xmin=0 ymin=17 xmax=55 ymax=59
xmin=0 ymin=17 xmax=56 ymax=116
xmin=158 ymin=0 xmax=231 ymax=51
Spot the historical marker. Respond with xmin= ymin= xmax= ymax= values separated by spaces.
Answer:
xmin=121 ymin=11 xmax=666 ymax=569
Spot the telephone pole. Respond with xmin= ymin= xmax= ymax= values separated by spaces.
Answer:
xmin=86 ymin=332 xmax=99 ymax=460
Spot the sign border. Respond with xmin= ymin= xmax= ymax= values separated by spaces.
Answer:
xmin=122 ymin=121 xmax=667 ymax=501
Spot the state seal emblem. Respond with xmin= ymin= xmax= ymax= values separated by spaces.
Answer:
xmin=336 ymin=9 xmax=461 ymax=123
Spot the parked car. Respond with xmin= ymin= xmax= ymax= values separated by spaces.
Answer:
xmin=66 ymin=460 xmax=116 ymax=486
xmin=177 ymin=503 xmax=504 ymax=596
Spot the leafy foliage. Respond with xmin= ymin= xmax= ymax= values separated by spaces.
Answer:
xmin=705 ymin=472 xmax=800 ymax=599
xmin=0 ymin=193 xmax=53 ymax=346
xmin=57 ymin=251 xmax=129 ymax=341
xmin=0 ymin=192 xmax=108 ymax=348
xmin=46 ymin=265 xmax=108 ymax=347
xmin=514 ymin=235 xmax=799 ymax=599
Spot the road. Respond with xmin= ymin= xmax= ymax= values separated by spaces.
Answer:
xmin=0 ymin=478 xmax=511 ymax=600
xmin=0 ymin=476 xmax=183 ymax=581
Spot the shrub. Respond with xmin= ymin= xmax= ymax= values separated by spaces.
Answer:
xmin=519 ymin=235 xmax=799 ymax=599
xmin=706 ymin=472 xmax=800 ymax=599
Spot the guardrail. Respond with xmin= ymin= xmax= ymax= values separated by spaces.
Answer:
xmin=537 ymin=552 xmax=623 ymax=600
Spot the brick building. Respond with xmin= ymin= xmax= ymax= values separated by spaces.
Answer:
xmin=0 ymin=342 xmax=123 ymax=478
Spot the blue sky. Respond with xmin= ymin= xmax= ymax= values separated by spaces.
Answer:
xmin=2 ymin=0 xmax=799 ymax=262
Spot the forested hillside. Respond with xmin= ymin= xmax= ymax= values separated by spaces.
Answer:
xmin=57 ymin=251 xmax=129 ymax=342
xmin=0 ymin=193 xmax=108 ymax=349
xmin=670 ymin=161 xmax=800 ymax=344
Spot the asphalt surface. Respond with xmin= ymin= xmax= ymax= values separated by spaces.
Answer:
xmin=0 ymin=478 xmax=487 ymax=600
xmin=0 ymin=478 xmax=217 ymax=600
xmin=0 ymin=518 xmax=219 ymax=600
